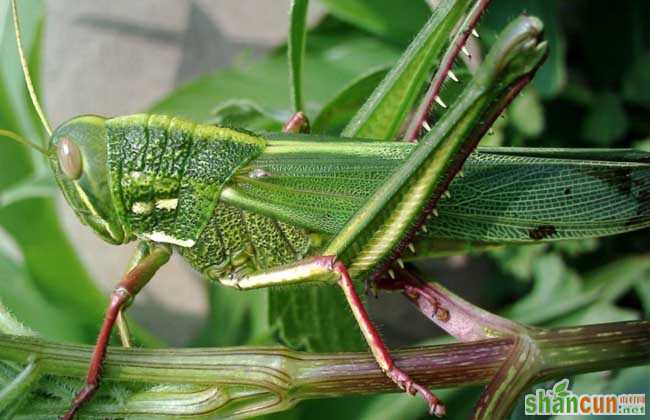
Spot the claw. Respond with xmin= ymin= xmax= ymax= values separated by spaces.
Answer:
xmin=387 ymin=366 xmax=445 ymax=417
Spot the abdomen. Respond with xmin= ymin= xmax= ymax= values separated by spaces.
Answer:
xmin=179 ymin=202 xmax=312 ymax=281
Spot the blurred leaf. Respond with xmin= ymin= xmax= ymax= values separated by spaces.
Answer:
xmin=503 ymin=254 xmax=586 ymax=324
xmin=288 ymin=0 xmax=310 ymax=112
xmin=270 ymin=286 xmax=366 ymax=351
xmin=152 ymin=31 xmax=400 ymax=122
xmin=582 ymin=255 xmax=650 ymax=303
xmin=192 ymin=286 xmax=270 ymax=347
xmin=504 ymin=255 xmax=649 ymax=325
xmin=0 ymin=0 xmax=104 ymax=341
xmin=606 ymin=366 xmax=650 ymax=396
xmin=582 ymin=92 xmax=628 ymax=145
xmin=623 ymin=51 xmax=650 ymax=109
xmin=635 ymin=138 xmax=650 ymax=152
xmin=565 ymin=372 xmax=609 ymax=398
xmin=317 ymin=0 xmax=430 ymax=45
xmin=0 ymin=252 xmax=87 ymax=342
xmin=211 ymin=99 xmax=286 ymax=132
xmin=636 ymin=280 xmax=650 ymax=317
xmin=550 ymin=238 xmax=598 ymax=257
xmin=312 ymin=66 xmax=388 ymax=134
xmin=0 ymin=173 xmax=54 ymax=208
xmin=552 ymin=301 xmax=638 ymax=326
xmin=263 ymin=395 xmax=380 ymax=420
xmin=342 ymin=0 xmax=475 ymax=139
xmin=0 ymin=1 xmax=157 ymax=346
xmin=490 ymin=245 xmax=547 ymax=282
xmin=509 ymin=87 xmax=544 ymax=137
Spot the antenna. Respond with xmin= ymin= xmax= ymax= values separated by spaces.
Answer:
xmin=0 ymin=129 xmax=48 ymax=155
xmin=11 ymin=0 xmax=53 ymax=136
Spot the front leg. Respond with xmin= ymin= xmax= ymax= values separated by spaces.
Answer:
xmin=63 ymin=242 xmax=171 ymax=420
xmin=217 ymin=256 xmax=445 ymax=416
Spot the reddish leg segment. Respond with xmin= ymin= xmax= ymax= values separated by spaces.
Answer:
xmin=63 ymin=243 xmax=170 ymax=420
xmin=333 ymin=262 xmax=446 ymax=417
xmin=282 ymin=111 xmax=310 ymax=133
xmin=217 ymin=256 xmax=446 ymax=416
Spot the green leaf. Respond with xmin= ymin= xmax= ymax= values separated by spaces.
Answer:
xmin=0 ymin=252 xmax=87 ymax=342
xmin=606 ymin=366 xmax=650 ymax=397
xmin=151 ymin=30 xmax=400 ymax=123
xmin=269 ymin=285 xmax=366 ymax=352
xmin=312 ymin=66 xmax=388 ymax=134
xmin=0 ymin=1 xmax=157 ymax=346
xmin=490 ymin=244 xmax=547 ymax=282
xmin=211 ymin=99 xmax=286 ymax=132
xmin=553 ymin=301 xmax=638 ymax=326
xmin=635 ymin=138 xmax=650 ymax=152
xmin=504 ymin=255 xmax=649 ymax=326
xmin=288 ymin=0 xmax=310 ymax=112
xmin=317 ymin=0 xmax=431 ymax=45
xmin=192 ymin=286 xmax=270 ymax=347
xmin=341 ymin=0 xmax=475 ymax=140
xmin=582 ymin=92 xmax=629 ymax=145
xmin=0 ymin=173 xmax=55 ymax=208
xmin=0 ymin=0 xmax=101 ymax=339
xmin=503 ymin=254 xmax=585 ymax=324
xmin=582 ymin=256 xmax=650 ymax=303
xmin=623 ymin=51 xmax=650 ymax=109
xmin=636 ymin=280 xmax=650 ymax=317
xmin=0 ymin=300 xmax=33 ymax=336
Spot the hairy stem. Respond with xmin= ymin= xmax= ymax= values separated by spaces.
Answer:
xmin=0 ymin=320 xmax=647 ymax=417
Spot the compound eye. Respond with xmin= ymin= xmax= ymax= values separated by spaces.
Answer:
xmin=57 ymin=137 xmax=83 ymax=180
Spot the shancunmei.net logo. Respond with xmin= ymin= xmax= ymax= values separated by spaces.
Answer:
xmin=524 ymin=379 xmax=646 ymax=416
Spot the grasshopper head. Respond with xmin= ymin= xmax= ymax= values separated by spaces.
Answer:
xmin=49 ymin=115 xmax=127 ymax=244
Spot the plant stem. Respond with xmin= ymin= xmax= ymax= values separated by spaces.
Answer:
xmin=0 ymin=320 xmax=647 ymax=417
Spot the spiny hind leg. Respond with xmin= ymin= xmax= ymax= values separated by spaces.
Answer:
xmin=217 ymin=256 xmax=445 ymax=416
xmin=63 ymin=242 xmax=171 ymax=420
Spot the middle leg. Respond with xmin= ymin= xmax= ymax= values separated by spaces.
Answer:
xmin=217 ymin=256 xmax=445 ymax=416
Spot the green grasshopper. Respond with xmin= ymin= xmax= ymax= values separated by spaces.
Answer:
xmin=3 ymin=0 xmax=649 ymax=418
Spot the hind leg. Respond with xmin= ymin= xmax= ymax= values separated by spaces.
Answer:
xmin=218 ymin=255 xmax=446 ymax=416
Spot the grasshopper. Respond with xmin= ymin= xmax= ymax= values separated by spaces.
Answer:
xmin=3 ymin=0 xmax=648 ymax=418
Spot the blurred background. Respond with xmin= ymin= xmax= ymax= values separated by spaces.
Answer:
xmin=0 ymin=0 xmax=647 ymax=418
